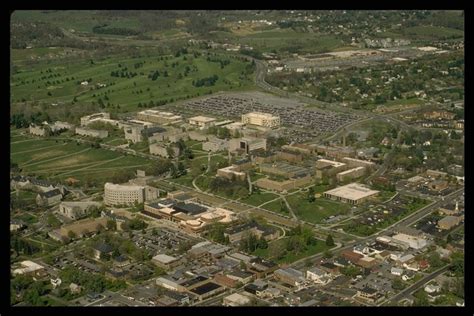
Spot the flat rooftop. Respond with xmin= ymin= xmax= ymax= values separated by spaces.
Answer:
xmin=243 ymin=112 xmax=279 ymax=119
xmin=324 ymin=183 xmax=379 ymax=201
xmin=189 ymin=116 xmax=216 ymax=123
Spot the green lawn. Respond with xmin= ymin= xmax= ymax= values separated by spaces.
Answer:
xmin=253 ymin=237 xmax=330 ymax=264
xmin=240 ymin=192 xmax=279 ymax=207
xmin=11 ymin=129 xmax=153 ymax=186
xmin=261 ymin=199 xmax=289 ymax=216
xmin=286 ymin=193 xmax=351 ymax=224
xmin=11 ymin=51 xmax=255 ymax=112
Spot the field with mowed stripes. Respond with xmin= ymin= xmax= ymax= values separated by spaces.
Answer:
xmin=11 ymin=128 xmax=152 ymax=186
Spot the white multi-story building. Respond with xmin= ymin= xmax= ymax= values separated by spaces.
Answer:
xmin=104 ymin=183 xmax=145 ymax=206
xmin=188 ymin=116 xmax=217 ymax=129
xmin=242 ymin=112 xmax=280 ymax=128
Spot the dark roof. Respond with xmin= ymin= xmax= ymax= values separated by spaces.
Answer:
xmin=173 ymin=194 xmax=194 ymax=202
xmin=181 ymin=275 xmax=208 ymax=288
xmin=225 ymin=222 xmax=257 ymax=235
xmin=164 ymin=290 xmax=188 ymax=301
xmin=38 ymin=188 xmax=62 ymax=198
xmin=190 ymin=282 xmax=221 ymax=295
xmin=227 ymin=269 xmax=253 ymax=279
xmin=142 ymin=126 xmax=167 ymax=137
xmin=234 ymin=158 xmax=251 ymax=165
xmin=172 ymin=202 xmax=207 ymax=215
xmin=114 ymin=254 xmax=128 ymax=262
xmin=30 ymin=178 xmax=53 ymax=187
xmin=94 ymin=242 xmax=114 ymax=253
xmin=320 ymin=262 xmax=338 ymax=270
xmin=360 ymin=287 xmax=378 ymax=295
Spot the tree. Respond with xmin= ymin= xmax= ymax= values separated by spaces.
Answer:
xmin=323 ymin=250 xmax=333 ymax=259
xmin=67 ymin=230 xmax=76 ymax=240
xmin=326 ymin=234 xmax=335 ymax=247
xmin=307 ymin=186 xmax=316 ymax=203
xmin=268 ymin=241 xmax=287 ymax=260
xmin=106 ymin=220 xmax=116 ymax=231
xmin=392 ymin=278 xmax=406 ymax=291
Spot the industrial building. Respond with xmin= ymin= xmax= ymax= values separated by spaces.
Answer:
xmin=241 ymin=112 xmax=280 ymax=128
xmin=323 ymin=183 xmax=379 ymax=205
xmin=137 ymin=110 xmax=182 ymax=125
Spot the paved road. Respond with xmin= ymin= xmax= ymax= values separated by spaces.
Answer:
xmin=384 ymin=265 xmax=451 ymax=305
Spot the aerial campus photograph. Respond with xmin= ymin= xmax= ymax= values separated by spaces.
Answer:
xmin=9 ymin=10 xmax=465 ymax=309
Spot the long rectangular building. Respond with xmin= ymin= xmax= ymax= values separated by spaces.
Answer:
xmin=137 ymin=110 xmax=182 ymax=125
xmin=323 ymin=183 xmax=379 ymax=205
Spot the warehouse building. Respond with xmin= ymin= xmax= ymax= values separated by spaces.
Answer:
xmin=242 ymin=112 xmax=280 ymax=128
xmin=323 ymin=183 xmax=379 ymax=205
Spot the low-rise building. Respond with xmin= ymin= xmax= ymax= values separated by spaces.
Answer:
xmin=274 ymin=268 xmax=306 ymax=289
xmin=223 ymin=293 xmax=251 ymax=306
xmin=36 ymin=188 xmax=62 ymax=206
xmin=306 ymin=267 xmax=331 ymax=284
xmin=323 ymin=183 xmax=379 ymax=205
xmin=137 ymin=110 xmax=182 ymax=125
xmin=438 ymin=215 xmax=464 ymax=230
xmin=203 ymin=138 xmax=228 ymax=152
xmin=12 ymin=261 xmax=46 ymax=277
xmin=93 ymin=243 xmax=114 ymax=260
xmin=48 ymin=217 xmax=108 ymax=242
xmin=75 ymin=127 xmax=108 ymax=138
xmin=391 ymin=233 xmax=428 ymax=250
xmin=188 ymin=116 xmax=217 ymax=129
xmin=152 ymin=254 xmax=182 ymax=270
xmin=336 ymin=166 xmax=366 ymax=182
xmin=29 ymin=124 xmax=48 ymax=136
xmin=58 ymin=201 xmax=102 ymax=220
xmin=216 ymin=165 xmax=246 ymax=181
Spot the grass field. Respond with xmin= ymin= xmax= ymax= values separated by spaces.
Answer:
xmin=286 ymin=192 xmax=351 ymax=224
xmin=10 ymin=129 xmax=152 ymax=186
xmin=403 ymin=25 xmax=464 ymax=40
xmin=261 ymin=199 xmax=290 ymax=216
xmin=240 ymin=192 xmax=279 ymax=207
xmin=11 ymin=51 xmax=255 ymax=112
xmin=253 ymin=237 xmax=330 ymax=264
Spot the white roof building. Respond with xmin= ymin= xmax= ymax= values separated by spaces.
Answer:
xmin=323 ymin=183 xmax=379 ymax=205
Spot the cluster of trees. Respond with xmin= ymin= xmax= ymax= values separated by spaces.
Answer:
xmin=10 ymin=112 xmax=51 ymax=129
xmin=109 ymin=169 xmax=135 ymax=184
xmin=205 ymin=223 xmax=229 ymax=244
xmin=207 ymin=126 xmax=231 ymax=139
xmin=11 ymin=21 xmax=64 ymax=49
xmin=59 ymin=266 xmax=127 ymax=294
xmin=11 ymin=275 xmax=49 ymax=306
xmin=92 ymin=24 xmax=141 ymax=36
xmin=122 ymin=218 xmax=148 ymax=231
xmin=206 ymin=56 xmax=231 ymax=69
xmin=148 ymin=70 xmax=168 ymax=80
xmin=239 ymin=232 xmax=268 ymax=253
xmin=11 ymin=233 xmax=40 ymax=256
xmin=110 ymin=69 xmax=138 ymax=78
xmin=209 ymin=177 xmax=249 ymax=199
xmin=192 ymin=75 xmax=218 ymax=87
xmin=267 ymin=225 xmax=317 ymax=260
xmin=146 ymin=158 xmax=174 ymax=176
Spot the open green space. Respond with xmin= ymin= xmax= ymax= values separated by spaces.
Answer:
xmin=253 ymin=237 xmax=330 ymax=264
xmin=260 ymin=198 xmax=289 ymax=216
xmin=240 ymin=192 xmax=279 ymax=207
xmin=286 ymin=193 xmax=351 ymax=224
xmin=10 ymin=129 xmax=153 ymax=186
xmin=11 ymin=50 xmax=255 ymax=112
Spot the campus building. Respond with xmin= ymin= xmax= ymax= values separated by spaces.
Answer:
xmin=104 ymin=183 xmax=145 ymax=206
xmin=188 ymin=116 xmax=217 ymax=129
xmin=241 ymin=112 xmax=280 ymax=128
xmin=137 ymin=110 xmax=182 ymax=125
xmin=75 ymin=127 xmax=108 ymax=139
xmin=323 ymin=183 xmax=379 ymax=205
